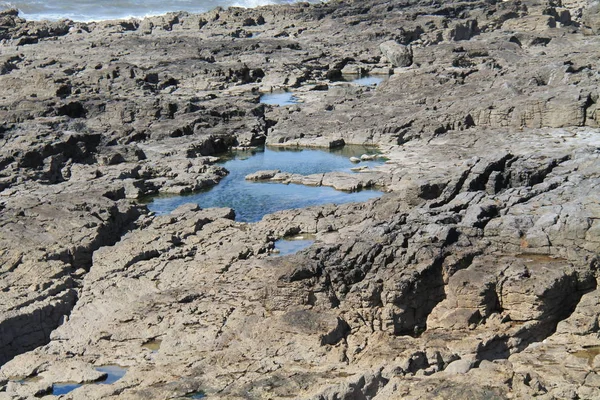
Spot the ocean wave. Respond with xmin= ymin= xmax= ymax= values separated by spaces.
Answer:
xmin=1 ymin=0 xmax=323 ymax=22
xmin=232 ymin=0 xmax=301 ymax=7
xmin=0 ymin=1 xmax=16 ymax=10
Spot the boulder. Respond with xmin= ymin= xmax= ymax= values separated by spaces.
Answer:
xmin=445 ymin=20 xmax=478 ymax=41
xmin=582 ymin=4 xmax=600 ymax=35
xmin=245 ymin=169 xmax=281 ymax=181
xmin=380 ymin=40 xmax=413 ymax=67
xmin=444 ymin=359 xmax=474 ymax=374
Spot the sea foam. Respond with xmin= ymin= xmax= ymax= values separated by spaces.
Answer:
xmin=1 ymin=0 xmax=322 ymax=22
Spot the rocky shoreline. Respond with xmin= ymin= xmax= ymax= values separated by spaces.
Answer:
xmin=1 ymin=0 xmax=600 ymax=398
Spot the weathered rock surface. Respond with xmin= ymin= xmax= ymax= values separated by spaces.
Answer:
xmin=0 ymin=0 xmax=600 ymax=398
xmin=379 ymin=41 xmax=413 ymax=68
xmin=246 ymin=169 xmax=384 ymax=192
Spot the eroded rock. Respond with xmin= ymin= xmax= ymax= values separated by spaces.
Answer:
xmin=0 ymin=0 xmax=599 ymax=399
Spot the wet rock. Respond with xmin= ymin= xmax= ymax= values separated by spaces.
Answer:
xmin=245 ymin=169 xmax=281 ymax=181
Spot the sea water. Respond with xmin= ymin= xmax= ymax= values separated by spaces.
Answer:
xmin=260 ymin=91 xmax=300 ymax=106
xmin=148 ymin=146 xmax=383 ymax=223
xmin=0 ymin=0 xmax=322 ymax=22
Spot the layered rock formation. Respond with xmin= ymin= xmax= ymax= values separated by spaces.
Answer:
xmin=1 ymin=0 xmax=600 ymax=398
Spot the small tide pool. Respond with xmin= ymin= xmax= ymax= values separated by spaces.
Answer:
xmin=147 ymin=146 xmax=383 ymax=222
xmin=52 ymin=382 xmax=82 ymax=395
xmin=95 ymin=365 xmax=127 ymax=385
xmin=259 ymin=91 xmax=299 ymax=106
xmin=46 ymin=365 xmax=127 ymax=395
xmin=272 ymin=234 xmax=316 ymax=256
xmin=142 ymin=339 xmax=162 ymax=353
xmin=186 ymin=392 xmax=206 ymax=399
xmin=345 ymin=75 xmax=386 ymax=86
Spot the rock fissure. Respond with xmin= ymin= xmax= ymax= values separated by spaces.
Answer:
xmin=0 ymin=197 xmax=142 ymax=366
xmin=2 ymin=0 xmax=600 ymax=398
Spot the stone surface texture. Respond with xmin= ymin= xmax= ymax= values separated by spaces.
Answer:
xmin=0 ymin=0 xmax=600 ymax=399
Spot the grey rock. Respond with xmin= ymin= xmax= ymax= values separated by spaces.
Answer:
xmin=379 ymin=41 xmax=413 ymax=68
xmin=245 ymin=169 xmax=281 ymax=181
xmin=0 ymin=0 xmax=600 ymax=399
xmin=582 ymin=4 xmax=600 ymax=35
xmin=444 ymin=359 xmax=474 ymax=374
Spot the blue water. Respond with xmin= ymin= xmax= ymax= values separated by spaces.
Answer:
xmin=259 ymin=79 xmax=386 ymax=106
xmin=52 ymin=383 xmax=82 ymax=395
xmin=95 ymin=365 xmax=127 ymax=384
xmin=273 ymin=236 xmax=315 ymax=255
xmin=0 ymin=0 xmax=321 ymax=22
xmin=148 ymin=147 xmax=383 ymax=222
xmin=347 ymin=75 xmax=386 ymax=86
xmin=46 ymin=366 xmax=126 ymax=395
xmin=260 ymin=92 xmax=299 ymax=106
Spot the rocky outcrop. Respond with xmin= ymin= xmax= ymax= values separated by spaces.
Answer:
xmin=0 ymin=193 xmax=141 ymax=365
xmin=582 ymin=4 xmax=600 ymax=34
xmin=1 ymin=0 xmax=600 ymax=398
xmin=379 ymin=41 xmax=413 ymax=68
xmin=245 ymin=169 xmax=383 ymax=192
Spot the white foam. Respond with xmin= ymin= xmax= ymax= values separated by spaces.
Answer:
xmin=4 ymin=0 xmax=324 ymax=22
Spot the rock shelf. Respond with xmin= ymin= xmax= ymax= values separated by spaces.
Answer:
xmin=1 ymin=0 xmax=600 ymax=398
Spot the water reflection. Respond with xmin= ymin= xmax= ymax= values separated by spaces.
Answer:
xmin=343 ymin=74 xmax=388 ymax=86
xmin=260 ymin=91 xmax=299 ymax=106
xmin=148 ymin=146 xmax=383 ymax=222
xmin=95 ymin=365 xmax=127 ymax=385
xmin=142 ymin=339 xmax=162 ymax=353
xmin=52 ymin=383 xmax=82 ymax=395
xmin=272 ymin=234 xmax=316 ymax=256
xmin=185 ymin=392 xmax=206 ymax=399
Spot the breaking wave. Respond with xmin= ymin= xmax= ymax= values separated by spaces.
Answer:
xmin=0 ymin=0 xmax=323 ymax=22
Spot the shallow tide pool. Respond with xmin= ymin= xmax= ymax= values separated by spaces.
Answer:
xmin=148 ymin=146 xmax=383 ymax=222
xmin=259 ymin=91 xmax=299 ymax=106
xmin=273 ymin=235 xmax=316 ymax=256
xmin=48 ymin=365 xmax=127 ymax=395
xmin=186 ymin=392 xmax=206 ymax=399
xmin=345 ymin=75 xmax=387 ymax=86
xmin=52 ymin=382 xmax=82 ymax=395
xmin=96 ymin=365 xmax=127 ymax=385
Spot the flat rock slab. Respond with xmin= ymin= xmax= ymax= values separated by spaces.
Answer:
xmin=0 ymin=0 xmax=600 ymax=399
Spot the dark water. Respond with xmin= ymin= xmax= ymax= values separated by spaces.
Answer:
xmin=0 ymin=0 xmax=321 ymax=22
xmin=186 ymin=392 xmax=206 ymax=399
xmin=52 ymin=383 xmax=82 ymax=395
xmin=273 ymin=235 xmax=315 ymax=255
xmin=148 ymin=146 xmax=383 ymax=222
xmin=96 ymin=365 xmax=127 ymax=384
